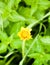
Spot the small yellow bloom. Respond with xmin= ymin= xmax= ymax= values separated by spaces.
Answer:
xmin=18 ymin=27 xmax=32 ymax=40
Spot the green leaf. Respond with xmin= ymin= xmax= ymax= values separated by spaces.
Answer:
xmin=25 ymin=35 xmax=44 ymax=55
xmin=40 ymin=36 xmax=50 ymax=45
xmin=31 ymin=0 xmax=38 ymax=16
xmin=18 ymin=6 xmax=31 ymax=18
xmin=10 ymin=38 xmax=22 ymax=49
xmin=38 ymin=0 xmax=50 ymax=10
xmin=0 ymin=31 xmax=8 ymax=42
xmin=28 ymin=53 xmax=43 ymax=59
xmin=8 ymin=10 xmax=25 ymax=22
xmin=0 ymin=15 xmax=3 ymax=29
xmin=23 ymin=0 xmax=34 ymax=5
xmin=33 ymin=9 xmax=45 ymax=20
xmin=3 ymin=20 xmax=9 ymax=28
xmin=25 ymin=39 xmax=34 ymax=54
xmin=0 ymin=60 xmax=5 ymax=65
xmin=7 ymin=0 xmax=15 ymax=9
xmin=26 ymin=17 xmax=38 ymax=24
xmin=14 ymin=0 xmax=21 ymax=9
xmin=0 ymin=43 xmax=7 ymax=54
xmin=0 ymin=1 xmax=6 ymax=14
xmin=32 ymin=59 xmax=42 ymax=65
xmin=2 ymin=6 xmax=10 ymax=20
xmin=40 ymin=36 xmax=50 ymax=52
xmin=18 ymin=0 xmax=38 ymax=17
xmin=32 ymin=54 xmax=50 ymax=65
xmin=10 ymin=21 xmax=25 ymax=35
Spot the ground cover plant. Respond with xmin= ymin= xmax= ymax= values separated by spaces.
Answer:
xmin=0 ymin=0 xmax=50 ymax=65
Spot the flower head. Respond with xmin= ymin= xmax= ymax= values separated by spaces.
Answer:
xmin=18 ymin=27 xmax=32 ymax=40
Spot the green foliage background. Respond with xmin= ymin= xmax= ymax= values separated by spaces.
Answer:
xmin=0 ymin=0 xmax=50 ymax=65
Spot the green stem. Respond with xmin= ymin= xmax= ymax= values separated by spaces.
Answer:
xmin=5 ymin=52 xmax=14 ymax=59
xmin=5 ymin=55 xmax=16 ymax=65
xmin=27 ymin=12 xmax=50 ymax=29
xmin=22 ymin=40 xmax=25 ymax=58
xmin=19 ymin=34 xmax=39 ymax=65
xmin=39 ymin=23 xmax=46 ymax=34
xmin=42 ymin=24 xmax=46 ymax=34
xmin=39 ymin=23 xmax=43 ymax=33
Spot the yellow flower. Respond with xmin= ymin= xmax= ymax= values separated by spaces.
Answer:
xmin=18 ymin=27 xmax=32 ymax=40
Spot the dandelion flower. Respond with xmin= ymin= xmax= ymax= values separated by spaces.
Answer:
xmin=18 ymin=27 xmax=32 ymax=40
